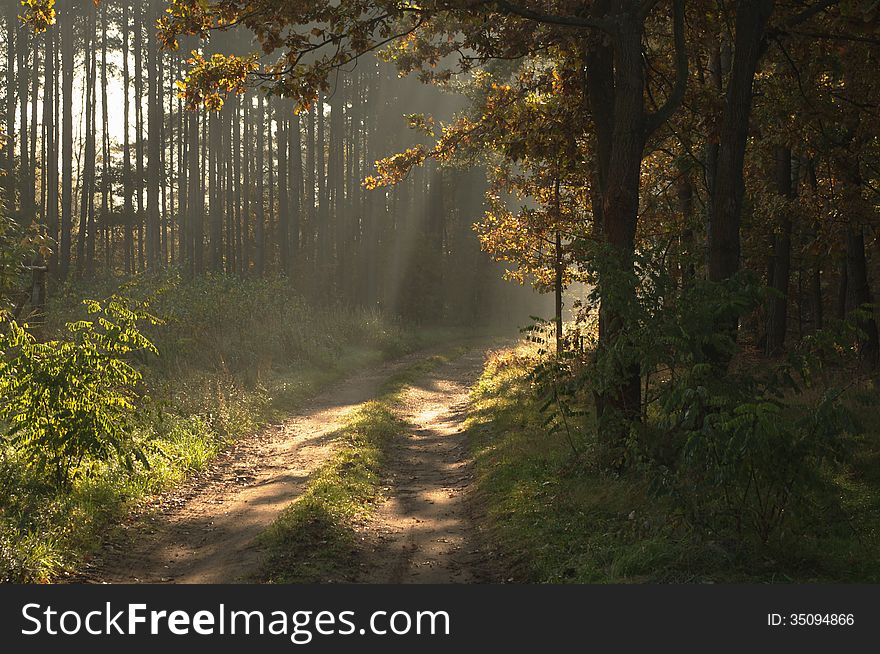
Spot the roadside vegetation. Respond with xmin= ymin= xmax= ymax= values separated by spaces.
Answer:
xmin=0 ymin=272 xmax=426 ymax=583
xmin=467 ymin=340 xmax=880 ymax=583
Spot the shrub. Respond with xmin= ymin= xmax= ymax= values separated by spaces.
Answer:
xmin=0 ymin=298 xmax=159 ymax=487
xmin=533 ymin=244 xmax=860 ymax=544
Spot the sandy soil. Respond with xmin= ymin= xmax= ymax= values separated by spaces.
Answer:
xmin=78 ymin=350 xmax=439 ymax=584
xmin=356 ymin=348 xmax=498 ymax=583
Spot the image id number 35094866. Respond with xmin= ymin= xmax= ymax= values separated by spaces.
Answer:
xmin=768 ymin=613 xmax=855 ymax=627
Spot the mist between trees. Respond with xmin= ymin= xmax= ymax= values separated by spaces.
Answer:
xmin=1 ymin=0 xmax=544 ymax=326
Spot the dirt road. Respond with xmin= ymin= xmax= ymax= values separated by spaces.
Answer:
xmin=81 ymin=350 xmax=441 ymax=583
xmin=357 ymin=348 xmax=495 ymax=583
xmin=81 ymin=345 xmax=496 ymax=584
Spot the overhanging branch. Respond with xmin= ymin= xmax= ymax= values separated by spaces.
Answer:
xmin=492 ymin=0 xmax=616 ymax=34
xmin=644 ymin=0 xmax=687 ymax=135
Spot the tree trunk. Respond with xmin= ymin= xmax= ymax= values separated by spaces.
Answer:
xmin=765 ymin=146 xmax=793 ymax=355
xmin=708 ymin=0 xmax=774 ymax=286
xmin=4 ymin=6 xmax=15 ymax=213
xmin=134 ymin=3 xmax=145 ymax=270
xmin=591 ymin=10 xmax=648 ymax=466
xmin=146 ymin=0 xmax=161 ymax=267
xmin=101 ymin=2 xmax=111 ymax=272
xmin=277 ymin=100 xmax=290 ymax=275
xmin=44 ymin=27 xmax=58 ymax=275
xmin=59 ymin=7 xmax=73 ymax=279
xmin=122 ymin=2 xmax=134 ymax=273
xmin=255 ymin=92 xmax=265 ymax=276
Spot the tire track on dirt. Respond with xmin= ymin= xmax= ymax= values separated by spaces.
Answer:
xmin=357 ymin=348 xmax=497 ymax=583
xmin=78 ymin=349 xmax=444 ymax=584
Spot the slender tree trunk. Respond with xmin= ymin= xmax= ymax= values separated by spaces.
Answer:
xmin=146 ymin=0 xmax=161 ymax=267
xmin=305 ymin=100 xmax=316 ymax=277
xmin=59 ymin=7 xmax=73 ymax=279
xmin=255 ymin=92 xmax=265 ymax=276
xmin=277 ymin=100 xmax=290 ymax=275
xmin=122 ymin=2 xmax=134 ymax=274
xmin=4 ymin=6 xmax=15 ymax=213
xmin=267 ymin=97 xmax=275 ymax=271
xmin=101 ymin=3 xmax=111 ymax=273
xmin=44 ymin=27 xmax=58 ymax=275
xmin=224 ymin=101 xmax=235 ymax=274
xmin=18 ymin=26 xmax=32 ymax=224
xmin=77 ymin=7 xmax=96 ymax=276
xmin=289 ymin=109 xmax=303 ymax=273
xmin=187 ymin=108 xmax=202 ymax=274
xmin=317 ymin=94 xmax=329 ymax=289
xmin=27 ymin=35 xmax=39 ymax=226
xmin=233 ymin=95 xmax=242 ymax=276
xmin=209 ymin=108 xmax=223 ymax=271
xmin=241 ymin=90 xmax=251 ymax=273
xmin=766 ymin=147 xmax=793 ymax=355
xmin=134 ymin=3 xmax=145 ymax=270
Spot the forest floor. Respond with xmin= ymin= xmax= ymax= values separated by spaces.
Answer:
xmin=78 ymin=344 xmax=497 ymax=584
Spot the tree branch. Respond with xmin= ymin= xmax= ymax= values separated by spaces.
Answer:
xmin=784 ymin=0 xmax=839 ymax=29
xmin=644 ymin=0 xmax=687 ymax=135
xmin=492 ymin=0 xmax=616 ymax=34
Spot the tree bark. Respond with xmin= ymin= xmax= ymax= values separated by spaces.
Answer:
xmin=708 ymin=0 xmax=774 ymax=285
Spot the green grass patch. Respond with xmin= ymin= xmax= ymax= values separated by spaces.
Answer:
xmin=257 ymin=351 xmax=463 ymax=583
xmin=467 ymin=343 xmax=880 ymax=583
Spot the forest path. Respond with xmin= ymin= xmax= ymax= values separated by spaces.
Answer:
xmin=356 ymin=347 xmax=496 ymax=583
xmin=79 ymin=348 xmax=450 ymax=584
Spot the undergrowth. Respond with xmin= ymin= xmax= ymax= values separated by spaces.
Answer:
xmin=466 ymin=341 xmax=880 ymax=583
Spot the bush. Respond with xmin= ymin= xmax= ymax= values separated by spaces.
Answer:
xmin=0 ymin=298 xmax=159 ymax=487
xmin=652 ymin=359 xmax=856 ymax=542
xmin=534 ymin=245 xmax=860 ymax=544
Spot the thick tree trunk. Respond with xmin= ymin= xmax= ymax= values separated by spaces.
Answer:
xmin=839 ymin=156 xmax=880 ymax=367
xmin=708 ymin=0 xmax=774 ymax=286
xmin=592 ymin=12 xmax=647 ymax=466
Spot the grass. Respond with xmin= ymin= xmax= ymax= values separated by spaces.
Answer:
xmin=257 ymin=350 xmax=465 ymax=583
xmin=0 ymin=272 xmax=465 ymax=583
xmin=466 ymin=341 xmax=880 ymax=583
